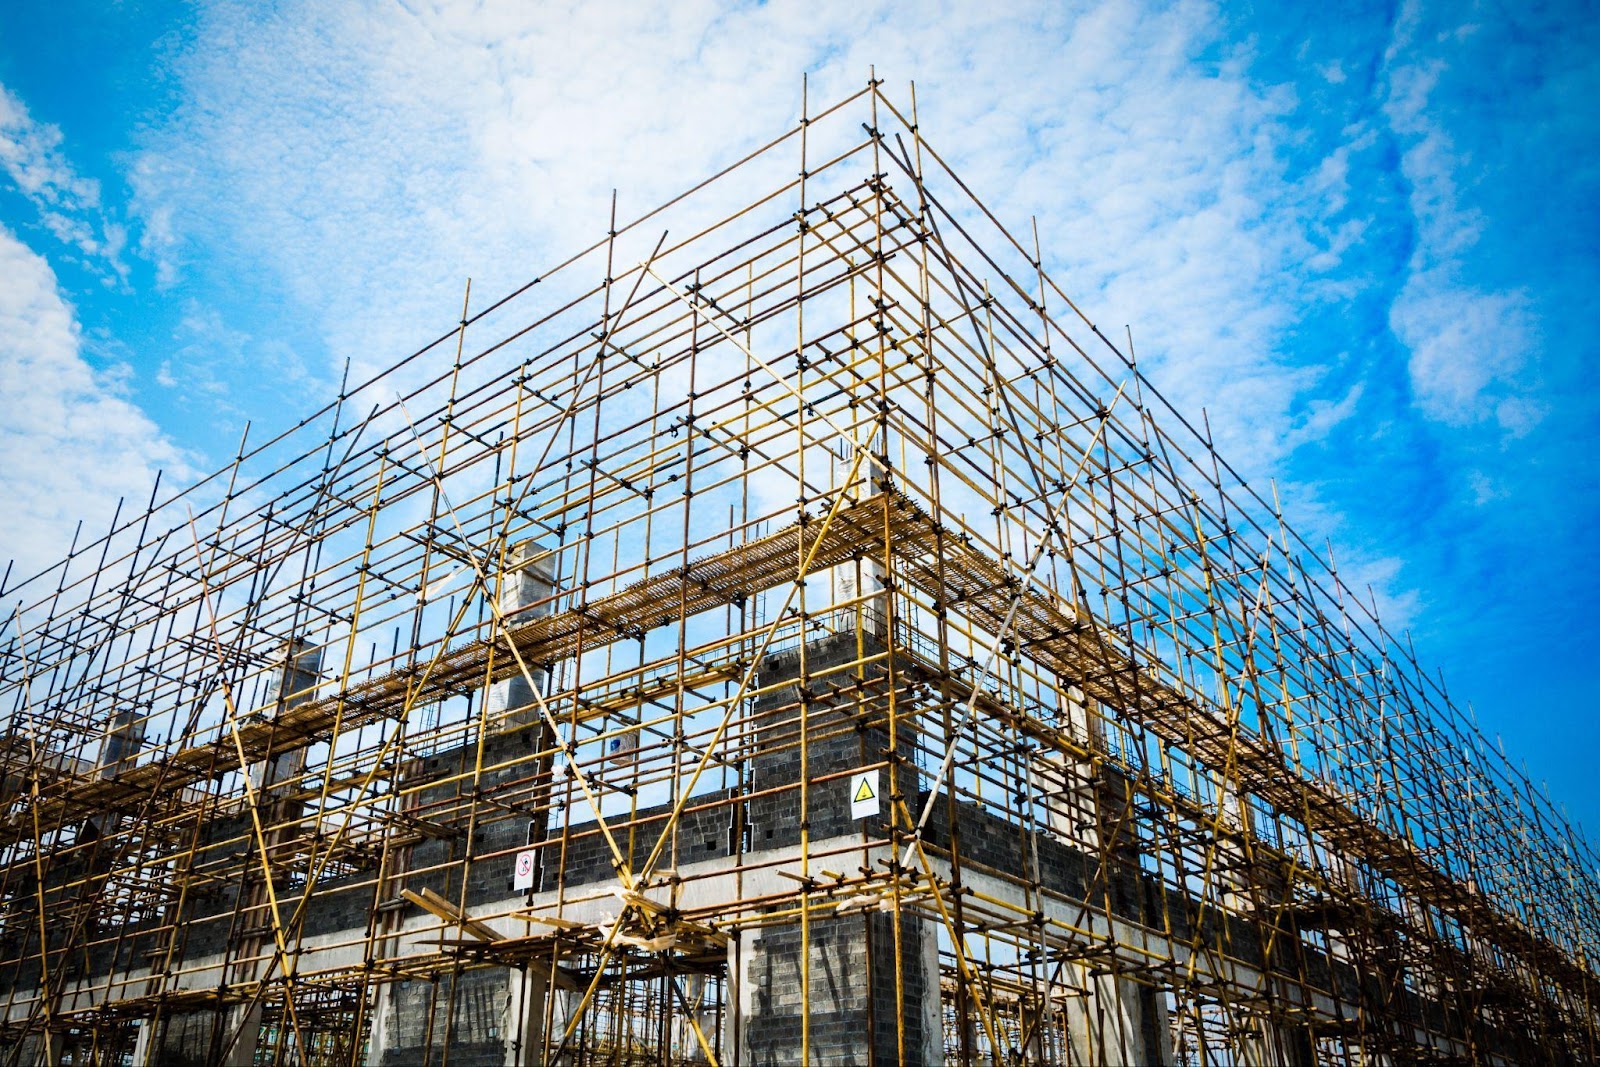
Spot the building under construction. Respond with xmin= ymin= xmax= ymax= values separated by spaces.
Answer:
xmin=0 ymin=79 xmax=1596 ymax=1066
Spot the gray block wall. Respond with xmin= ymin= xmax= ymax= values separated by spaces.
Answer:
xmin=378 ymin=967 xmax=511 ymax=1067
xmin=738 ymin=631 xmax=940 ymax=1065
xmin=0 ymin=622 xmax=1532 ymax=1065
xmin=747 ymin=631 xmax=921 ymax=849
xmin=740 ymin=911 xmax=938 ymax=1067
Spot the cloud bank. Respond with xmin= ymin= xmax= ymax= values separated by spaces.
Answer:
xmin=0 ymin=225 xmax=185 ymax=588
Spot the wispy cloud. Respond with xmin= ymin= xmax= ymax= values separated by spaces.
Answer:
xmin=151 ymin=299 xmax=324 ymax=419
xmin=1380 ymin=1 xmax=1548 ymax=436
xmin=2 ymin=0 xmax=1596 ymax=824
xmin=0 ymin=81 xmax=129 ymax=283
xmin=1391 ymin=281 xmax=1542 ymax=433
xmin=128 ymin=1 xmax=1364 ymax=469
xmin=0 ymin=224 xmax=190 ymax=586
xmin=106 ymin=0 xmax=1442 ymax=632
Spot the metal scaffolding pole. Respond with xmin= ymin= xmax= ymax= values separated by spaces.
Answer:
xmin=0 ymin=77 xmax=1595 ymax=1067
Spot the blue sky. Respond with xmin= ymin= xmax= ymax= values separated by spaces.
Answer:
xmin=1 ymin=0 xmax=1596 ymax=834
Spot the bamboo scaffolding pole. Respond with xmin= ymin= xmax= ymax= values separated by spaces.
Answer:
xmin=0 ymin=76 xmax=1594 ymax=1067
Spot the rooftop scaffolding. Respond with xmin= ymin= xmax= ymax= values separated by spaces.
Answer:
xmin=0 ymin=77 xmax=1595 ymax=1066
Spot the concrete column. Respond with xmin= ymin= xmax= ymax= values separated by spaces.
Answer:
xmin=364 ymin=982 xmax=394 ymax=1067
xmin=366 ymin=544 xmax=558 ymax=1067
xmin=671 ymin=973 xmax=717 ymax=1063
xmin=97 ymin=707 xmax=144 ymax=779
xmin=127 ymin=1017 xmax=156 ymax=1066
xmin=1063 ymin=973 xmax=1171 ymax=1066
xmin=1215 ymin=788 xmax=1316 ymax=1065
xmin=510 ymin=966 xmax=545 ymax=1067
xmin=739 ymin=631 xmax=937 ymax=1065
xmin=227 ymin=638 xmax=321 ymax=1066
xmin=248 ymin=637 xmax=322 ymax=796
xmin=830 ymin=440 xmax=886 ymax=637
xmin=1234 ymin=1015 xmax=1316 ymax=1067
xmin=487 ymin=540 xmax=556 ymax=727
xmin=506 ymin=963 xmax=573 ymax=1067
xmin=1033 ymin=686 xmax=1176 ymax=1065
xmin=1029 ymin=685 xmax=1103 ymax=851
xmin=220 ymin=1002 xmax=264 ymax=1067
xmin=27 ymin=1031 xmax=60 ymax=1067
xmin=1019 ymin=999 xmax=1052 ymax=1064
xmin=496 ymin=540 xmax=561 ymax=1067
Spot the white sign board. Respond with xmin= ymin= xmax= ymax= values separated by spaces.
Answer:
xmin=849 ymin=769 xmax=880 ymax=821
xmin=606 ymin=724 xmax=638 ymax=763
xmin=513 ymin=848 xmax=538 ymax=891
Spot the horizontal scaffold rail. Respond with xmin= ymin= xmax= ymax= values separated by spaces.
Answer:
xmin=0 ymin=493 xmax=896 ymax=845
xmin=8 ymin=492 xmax=1591 ymax=1017
xmin=895 ymin=498 xmax=1600 ymax=1013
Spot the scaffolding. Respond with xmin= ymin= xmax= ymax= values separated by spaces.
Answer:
xmin=0 ymin=77 xmax=1596 ymax=1066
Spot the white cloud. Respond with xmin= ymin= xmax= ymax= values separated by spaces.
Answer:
xmin=1332 ymin=550 xmax=1423 ymax=637
xmin=125 ymin=0 xmax=1369 ymax=482
xmin=0 ymin=224 xmax=188 ymax=590
xmin=105 ymin=0 xmax=1439 ymax=640
xmin=0 ymin=84 xmax=98 ymax=206
xmin=126 ymin=154 xmax=184 ymax=288
xmin=1380 ymin=5 xmax=1544 ymax=434
xmin=0 ymin=82 xmax=128 ymax=282
xmin=1391 ymin=278 xmax=1542 ymax=432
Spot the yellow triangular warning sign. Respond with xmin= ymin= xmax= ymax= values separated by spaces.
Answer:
xmin=853 ymin=777 xmax=875 ymax=803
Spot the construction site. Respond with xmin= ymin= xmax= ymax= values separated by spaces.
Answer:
xmin=1 ymin=78 xmax=1597 ymax=1066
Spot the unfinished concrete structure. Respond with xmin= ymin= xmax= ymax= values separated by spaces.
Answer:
xmin=0 ymin=79 xmax=1597 ymax=1066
